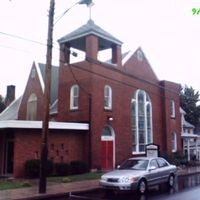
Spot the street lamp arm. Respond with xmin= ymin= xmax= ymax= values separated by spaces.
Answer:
xmin=54 ymin=1 xmax=79 ymax=25
xmin=54 ymin=0 xmax=93 ymax=25
xmin=79 ymin=0 xmax=92 ymax=6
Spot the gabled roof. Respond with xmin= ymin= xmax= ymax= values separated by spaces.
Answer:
xmin=183 ymin=120 xmax=195 ymax=129
xmin=58 ymin=20 xmax=122 ymax=51
xmin=180 ymin=107 xmax=186 ymax=115
xmin=37 ymin=63 xmax=59 ymax=105
xmin=180 ymin=107 xmax=195 ymax=129
xmin=122 ymin=47 xmax=159 ymax=82
xmin=0 ymin=62 xmax=59 ymax=121
xmin=0 ymin=96 xmax=22 ymax=120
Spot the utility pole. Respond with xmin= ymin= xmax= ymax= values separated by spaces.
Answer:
xmin=39 ymin=0 xmax=55 ymax=194
xmin=38 ymin=0 xmax=93 ymax=194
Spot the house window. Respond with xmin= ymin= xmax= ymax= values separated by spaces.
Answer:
xmin=131 ymin=90 xmax=153 ymax=153
xmin=170 ymin=100 xmax=175 ymax=118
xmin=104 ymin=85 xmax=112 ymax=110
xmin=26 ymin=93 xmax=37 ymax=120
xmin=70 ymin=85 xmax=79 ymax=110
xmin=172 ymin=132 xmax=177 ymax=152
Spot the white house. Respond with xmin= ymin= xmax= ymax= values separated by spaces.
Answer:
xmin=180 ymin=107 xmax=200 ymax=161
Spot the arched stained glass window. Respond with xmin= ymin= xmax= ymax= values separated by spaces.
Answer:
xmin=70 ymin=85 xmax=79 ymax=110
xmin=26 ymin=93 xmax=37 ymax=120
xmin=104 ymin=85 xmax=112 ymax=110
xmin=131 ymin=90 xmax=153 ymax=153
xmin=172 ymin=132 xmax=177 ymax=152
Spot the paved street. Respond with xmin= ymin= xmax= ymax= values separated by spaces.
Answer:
xmin=69 ymin=173 xmax=200 ymax=200
xmin=0 ymin=166 xmax=200 ymax=200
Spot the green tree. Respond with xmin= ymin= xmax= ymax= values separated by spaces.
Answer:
xmin=180 ymin=85 xmax=200 ymax=126
xmin=0 ymin=95 xmax=5 ymax=113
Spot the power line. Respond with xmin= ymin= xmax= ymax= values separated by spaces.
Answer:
xmin=0 ymin=31 xmax=46 ymax=46
xmin=0 ymin=30 xmax=186 ymax=99
xmin=86 ymin=56 xmax=182 ymax=96
xmin=58 ymin=58 xmax=181 ymax=103
xmin=68 ymin=64 xmax=91 ymax=96
xmin=0 ymin=35 xmax=184 ymax=100
xmin=0 ymin=43 xmax=32 ymax=54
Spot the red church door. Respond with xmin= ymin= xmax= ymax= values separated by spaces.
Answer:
xmin=101 ymin=126 xmax=115 ymax=171
xmin=101 ymin=140 xmax=113 ymax=170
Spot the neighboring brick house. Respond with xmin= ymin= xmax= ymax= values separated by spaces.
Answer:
xmin=0 ymin=19 xmax=182 ymax=177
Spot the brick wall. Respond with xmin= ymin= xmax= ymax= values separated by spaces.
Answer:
xmin=57 ymin=47 xmax=182 ymax=169
xmin=0 ymin=132 xmax=5 ymax=175
xmin=160 ymin=81 xmax=182 ymax=154
xmin=18 ymin=63 xmax=44 ymax=121
xmin=14 ymin=129 xmax=88 ymax=177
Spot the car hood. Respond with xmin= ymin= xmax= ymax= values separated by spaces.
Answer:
xmin=102 ymin=169 xmax=145 ymax=178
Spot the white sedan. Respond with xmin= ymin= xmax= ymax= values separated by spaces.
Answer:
xmin=99 ymin=157 xmax=177 ymax=194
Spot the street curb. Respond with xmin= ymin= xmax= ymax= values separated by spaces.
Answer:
xmin=13 ymin=169 xmax=200 ymax=200
xmin=177 ymin=169 xmax=200 ymax=177
xmin=16 ymin=192 xmax=69 ymax=200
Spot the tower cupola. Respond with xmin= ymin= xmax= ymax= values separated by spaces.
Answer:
xmin=58 ymin=19 xmax=122 ymax=66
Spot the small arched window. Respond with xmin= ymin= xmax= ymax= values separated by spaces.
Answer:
xmin=172 ymin=132 xmax=177 ymax=152
xmin=26 ymin=93 xmax=37 ymax=120
xmin=104 ymin=85 xmax=112 ymax=110
xmin=101 ymin=126 xmax=114 ymax=141
xmin=170 ymin=100 xmax=175 ymax=118
xmin=131 ymin=90 xmax=153 ymax=153
xmin=70 ymin=85 xmax=79 ymax=110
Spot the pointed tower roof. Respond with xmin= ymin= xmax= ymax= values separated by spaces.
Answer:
xmin=58 ymin=20 xmax=122 ymax=51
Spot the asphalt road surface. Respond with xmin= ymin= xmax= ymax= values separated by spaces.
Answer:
xmin=67 ymin=174 xmax=200 ymax=200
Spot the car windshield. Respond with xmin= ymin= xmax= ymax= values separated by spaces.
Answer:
xmin=119 ymin=159 xmax=149 ymax=170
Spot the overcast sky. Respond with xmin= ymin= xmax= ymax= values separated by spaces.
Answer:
xmin=0 ymin=0 xmax=200 ymax=98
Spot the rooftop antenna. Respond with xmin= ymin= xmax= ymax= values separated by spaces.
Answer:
xmin=79 ymin=0 xmax=94 ymax=20
xmin=88 ymin=1 xmax=94 ymax=20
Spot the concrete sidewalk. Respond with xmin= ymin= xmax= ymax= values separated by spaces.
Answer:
xmin=0 ymin=179 xmax=99 ymax=200
xmin=0 ymin=166 xmax=200 ymax=200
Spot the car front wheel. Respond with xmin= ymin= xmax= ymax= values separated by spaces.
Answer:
xmin=137 ymin=179 xmax=147 ymax=194
xmin=168 ymin=174 xmax=175 ymax=187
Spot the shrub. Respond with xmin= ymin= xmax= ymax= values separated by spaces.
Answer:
xmin=24 ymin=159 xmax=54 ymax=178
xmin=160 ymin=151 xmax=188 ymax=166
xmin=46 ymin=159 xmax=54 ymax=176
xmin=70 ymin=160 xmax=89 ymax=175
xmin=54 ymin=163 xmax=70 ymax=176
xmin=24 ymin=159 xmax=40 ymax=178
xmin=62 ymin=177 xmax=71 ymax=183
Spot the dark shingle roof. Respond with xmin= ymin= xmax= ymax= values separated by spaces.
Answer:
xmin=58 ymin=20 xmax=122 ymax=51
xmin=38 ymin=63 xmax=59 ymax=105
xmin=0 ymin=63 xmax=59 ymax=120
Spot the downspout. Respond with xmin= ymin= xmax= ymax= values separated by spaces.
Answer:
xmin=88 ymin=95 xmax=92 ymax=169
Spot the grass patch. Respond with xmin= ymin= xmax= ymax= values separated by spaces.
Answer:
xmin=48 ymin=172 xmax=103 ymax=183
xmin=0 ymin=180 xmax=32 ymax=190
xmin=0 ymin=172 xmax=102 ymax=191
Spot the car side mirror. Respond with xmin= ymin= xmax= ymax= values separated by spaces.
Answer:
xmin=149 ymin=166 xmax=156 ymax=171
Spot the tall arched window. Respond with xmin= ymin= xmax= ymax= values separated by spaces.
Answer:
xmin=70 ymin=84 xmax=79 ymax=110
xmin=104 ymin=85 xmax=112 ymax=110
xmin=170 ymin=100 xmax=175 ymax=118
xmin=172 ymin=132 xmax=177 ymax=152
xmin=131 ymin=90 xmax=153 ymax=153
xmin=26 ymin=93 xmax=37 ymax=120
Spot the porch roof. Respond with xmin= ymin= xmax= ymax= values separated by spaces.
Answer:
xmin=0 ymin=120 xmax=89 ymax=130
xmin=181 ymin=133 xmax=200 ymax=138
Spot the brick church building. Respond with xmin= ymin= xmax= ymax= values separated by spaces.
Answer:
xmin=0 ymin=20 xmax=181 ymax=177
